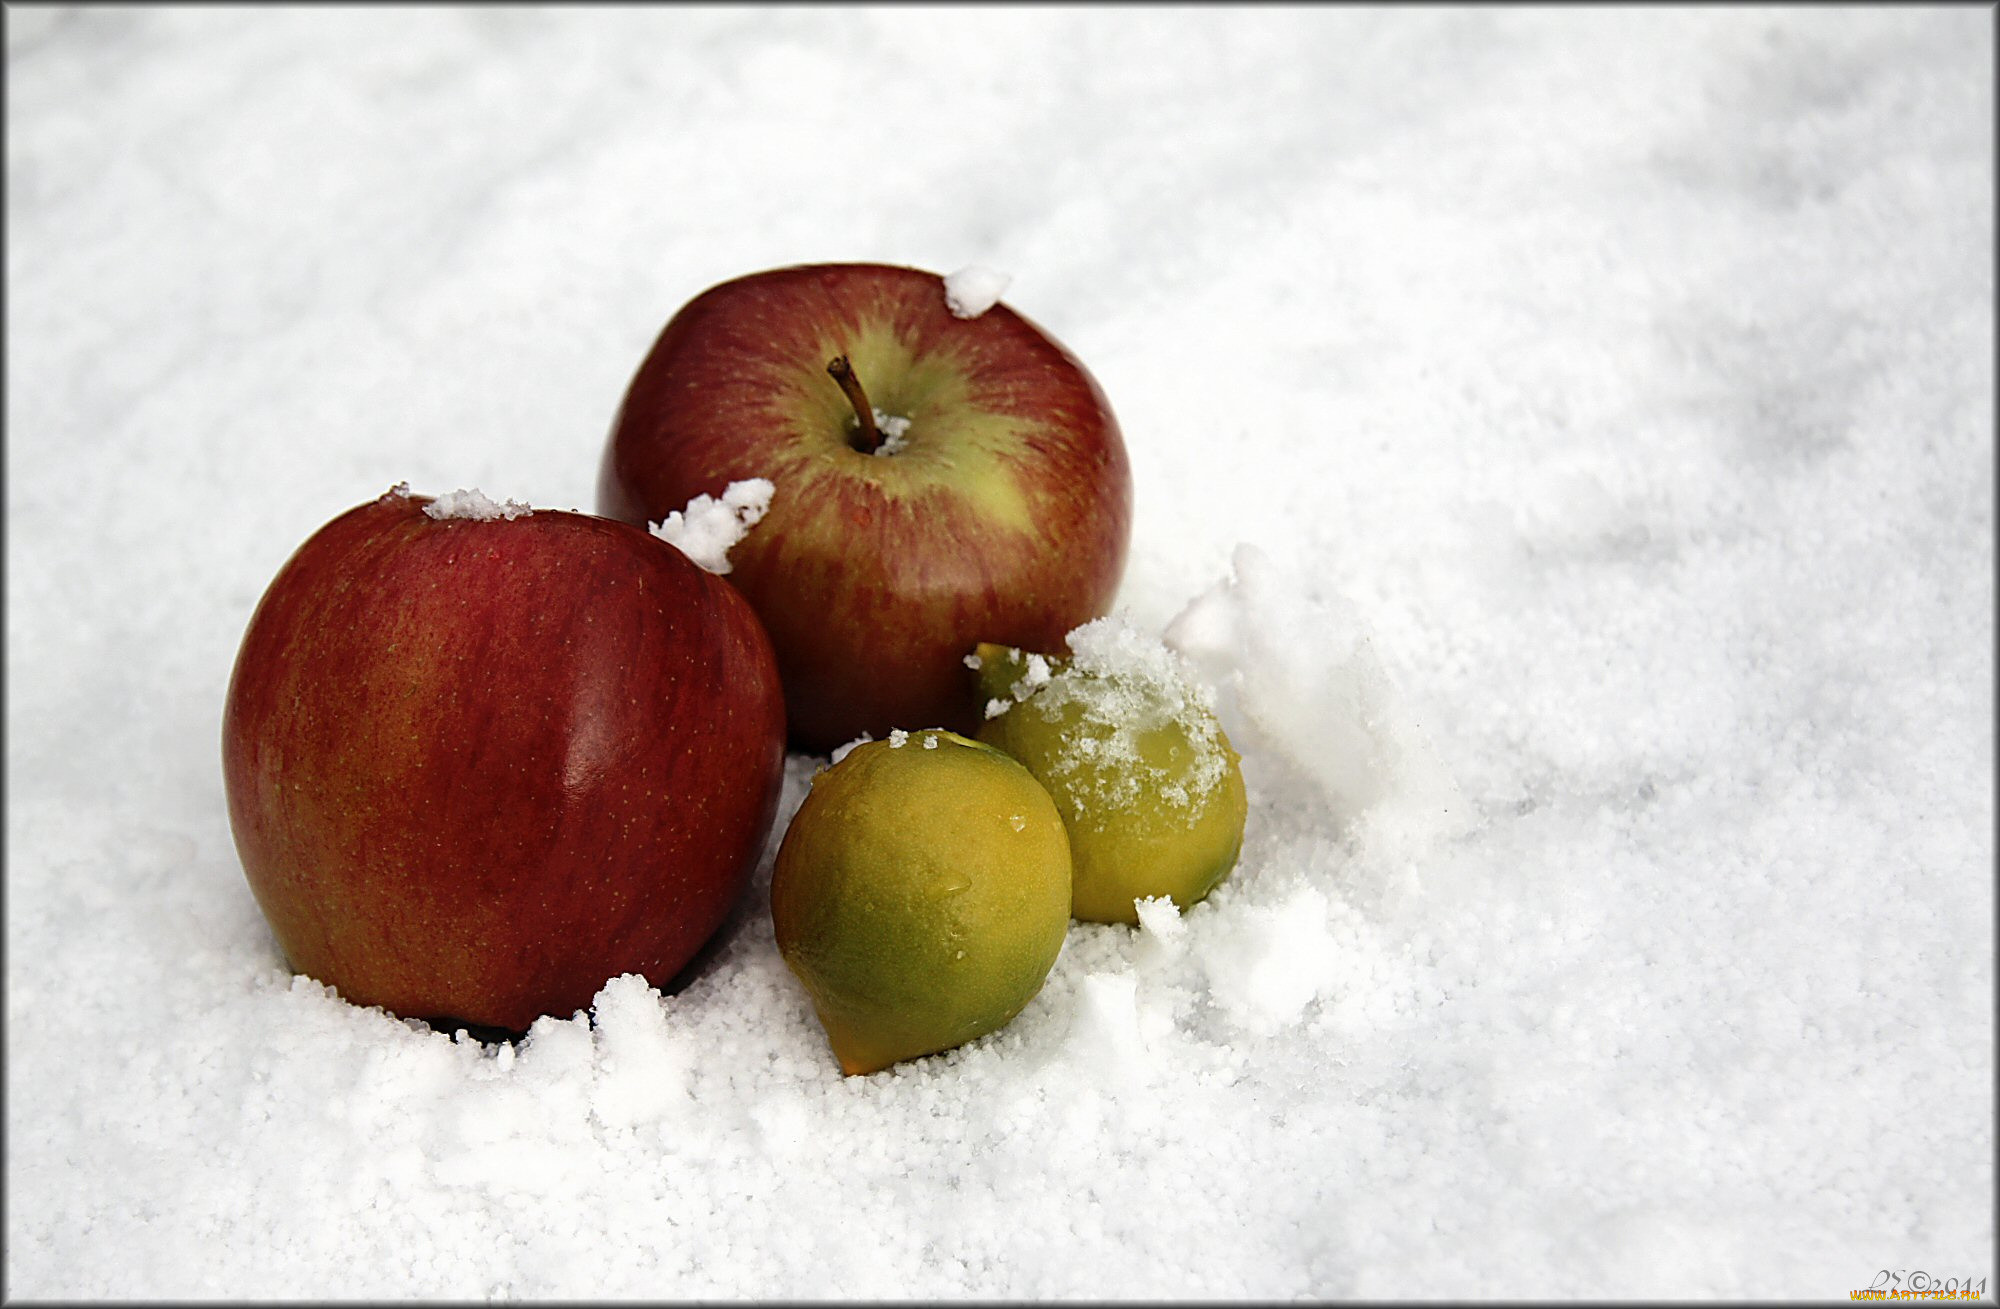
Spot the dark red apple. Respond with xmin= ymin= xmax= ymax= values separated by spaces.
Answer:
xmin=598 ymin=262 xmax=1132 ymax=754
xmin=220 ymin=485 xmax=786 ymax=1034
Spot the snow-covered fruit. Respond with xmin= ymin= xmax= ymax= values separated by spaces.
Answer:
xmin=972 ymin=620 xmax=1247 ymax=924
xmin=597 ymin=262 xmax=1132 ymax=754
xmin=220 ymin=485 xmax=787 ymax=1035
xmin=770 ymin=729 xmax=1071 ymax=1075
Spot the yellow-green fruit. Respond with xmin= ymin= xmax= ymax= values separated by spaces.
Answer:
xmin=972 ymin=623 xmax=1247 ymax=924
xmin=770 ymin=729 xmax=1072 ymax=1076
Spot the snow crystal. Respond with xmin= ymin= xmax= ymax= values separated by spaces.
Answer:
xmin=943 ymin=264 xmax=1011 ymax=318
xmin=829 ymin=733 xmax=872 ymax=765
xmin=423 ymin=487 xmax=534 ymax=521
xmin=648 ymin=477 xmax=773 ymax=574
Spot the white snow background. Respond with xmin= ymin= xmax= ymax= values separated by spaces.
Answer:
xmin=5 ymin=6 xmax=1993 ymax=1300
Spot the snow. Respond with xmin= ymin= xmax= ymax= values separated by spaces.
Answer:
xmin=943 ymin=264 xmax=1012 ymax=319
xmin=1167 ymin=543 xmax=1462 ymax=858
xmin=647 ymin=477 xmax=773 ymax=574
xmin=5 ymin=7 xmax=1992 ymax=1300
xmin=422 ymin=486 xmax=534 ymax=521
xmin=870 ymin=407 xmax=912 ymax=456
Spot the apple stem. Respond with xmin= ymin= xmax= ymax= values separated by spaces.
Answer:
xmin=826 ymin=356 xmax=882 ymax=454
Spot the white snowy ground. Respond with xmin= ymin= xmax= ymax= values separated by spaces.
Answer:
xmin=5 ymin=6 xmax=1993 ymax=1301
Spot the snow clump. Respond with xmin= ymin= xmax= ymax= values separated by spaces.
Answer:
xmin=870 ymin=409 xmax=912 ymax=456
xmin=1193 ymin=884 xmax=1342 ymax=1034
xmin=943 ymin=265 xmax=1011 ymax=318
xmin=649 ymin=478 xmax=774 ymax=574
xmin=423 ymin=487 xmax=534 ymax=521
xmin=1165 ymin=543 xmax=1462 ymax=856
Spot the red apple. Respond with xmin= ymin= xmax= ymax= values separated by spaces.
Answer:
xmin=597 ymin=262 xmax=1132 ymax=754
xmin=220 ymin=485 xmax=787 ymax=1034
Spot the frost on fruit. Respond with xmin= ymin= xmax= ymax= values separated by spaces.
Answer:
xmin=1007 ymin=617 xmax=1232 ymax=826
xmin=424 ymin=487 xmax=534 ymax=521
xmin=649 ymin=477 xmax=774 ymax=574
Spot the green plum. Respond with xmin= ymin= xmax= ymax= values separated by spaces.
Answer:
xmin=971 ymin=620 xmax=1247 ymax=924
xmin=770 ymin=729 xmax=1072 ymax=1075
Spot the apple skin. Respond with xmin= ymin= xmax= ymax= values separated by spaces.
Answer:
xmin=597 ymin=262 xmax=1132 ymax=754
xmin=220 ymin=486 xmax=787 ymax=1034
